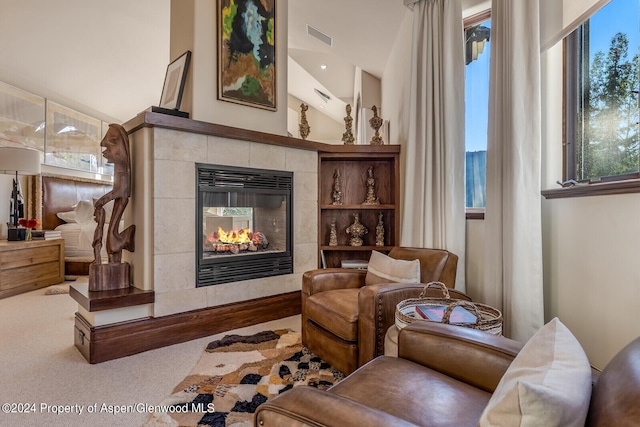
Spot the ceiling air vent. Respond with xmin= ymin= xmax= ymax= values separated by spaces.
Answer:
xmin=314 ymin=88 xmax=331 ymax=103
xmin=307 ymin=24 xmax=333 ymax=47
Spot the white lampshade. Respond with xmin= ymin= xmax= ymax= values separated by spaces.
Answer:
xmin=0 ymin=147 xmax=41 ymax=176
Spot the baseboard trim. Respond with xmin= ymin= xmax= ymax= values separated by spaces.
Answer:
xmin=75 ymin=290 xmax=301 ymax=363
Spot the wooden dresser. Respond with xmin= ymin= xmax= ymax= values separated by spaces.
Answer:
xmin=0 ymin=239 xmax=65 ymax=299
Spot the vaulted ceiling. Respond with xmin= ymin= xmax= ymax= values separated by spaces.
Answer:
xmin=287 ymin=0 xmax=408 ymax=120
xmin=1 ymin=0 xmax=489 ymax=124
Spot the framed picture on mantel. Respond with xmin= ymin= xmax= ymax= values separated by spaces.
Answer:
xmin=217 ymin=0 xmax=277 ymax=111
xmin=159 ymin=50 xmax=191 ymax=110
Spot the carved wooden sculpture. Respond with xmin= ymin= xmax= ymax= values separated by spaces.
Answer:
xmin=299 ymin=103 xmax=310 ymax=140
xmin=89 ymin=123 xmax=136 ymax=291
xmin=331 ymin=169 xmax=343 ymax=205
xmin=369 ymin=105 xmax=384 ymax=145
xmin=346 ymin=213 xmax=368 ymax=247
xmin=342 ymin=104 xmax=355 ymax=145
xmin=362 ymin=166 xmax=380 ymax=205
xmin=376 ymin=212 xmax=385 ymax=246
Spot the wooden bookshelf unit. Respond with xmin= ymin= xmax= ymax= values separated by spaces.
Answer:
xmin=318 ymin=145 xmax=400 ymax=268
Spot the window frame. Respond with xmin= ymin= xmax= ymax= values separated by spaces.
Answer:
xmin=543 ymin=9 xmax=640 ymax=200
xmin=464 ymin=9 xmax=491 ymax=220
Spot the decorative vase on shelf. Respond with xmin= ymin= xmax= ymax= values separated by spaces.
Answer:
xmin=375 ymin=212 xmax=384 ymax=247
xmin=341 ymin=104 xmax=355 ymax=145
xmin=362 ymin=166 xmax=380 ymax=205
xmin=299 ymin=103 xmax=310 ymax=140
xmin=369 ymin=105 xmax=384 ymax=145
xmin=346 ymin=213 xmax=368 ymax=247
xmin=331 ymin=169 xmax=343 ymax=205
xmin=25 ymin=228 xmax=32 ymax=241
xmin=329 ymin=221 xmax=338 ymax=246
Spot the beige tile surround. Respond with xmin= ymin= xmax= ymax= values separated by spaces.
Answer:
xmin=128 ymin=127 xmax=318 ymax=318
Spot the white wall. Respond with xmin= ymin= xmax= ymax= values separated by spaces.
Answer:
xmin=543 ymin=192 xmax=640 ymax=368
xmin=354 ymin=67 xmax=384 ymax=145
xmin=287 ymin=95 xmax=343 ymax=144
xmin=0 ymin=1 xmax=169 ymax=233
xmin=540 ymin=0 xmax=611 ymax=51
xmin=381 ymin=8 xmax=413 ymax=238
xmin=540 ymin=42 xmax=640 ymax=369
xmin=0 ymin=0 xmax=170 ymax=123
xmin=381 ymin=9 xmax=413 ymax=150
xmin=172 ymin=0 xmax=289 ymax=136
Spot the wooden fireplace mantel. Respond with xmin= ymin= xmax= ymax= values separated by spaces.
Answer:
xmin=123 ymin=110 xmax=401 ymax=155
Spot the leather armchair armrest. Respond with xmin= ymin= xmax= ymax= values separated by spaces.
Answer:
xmin=302 ymin=268 xmax=367 ymax=297
xmin=398 ymin=321 xmax=523 ymax=393
xmin=357 ymin=283 xmax=426 ymax=366
xmin=356 ymin=282 xmax=473 ymax=367
xmin=255 ymin=386 xmax=417 ymax=427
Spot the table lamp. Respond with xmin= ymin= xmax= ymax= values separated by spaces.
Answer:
xmin=0 ymin=147 xmax=41 ymax=241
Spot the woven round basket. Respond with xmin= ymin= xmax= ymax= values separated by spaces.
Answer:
xmin=395 ymin=282 xmax=503 ymax=335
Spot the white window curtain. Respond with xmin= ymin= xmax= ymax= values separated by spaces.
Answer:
xmin=401 ymin=0 xmax=466 ymax=292
xmin=482 ymin=0 xmax=544 ymax=341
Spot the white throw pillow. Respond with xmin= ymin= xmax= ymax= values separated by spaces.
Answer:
xmin=72 ymin=200 xmax=95 ymax=224
xmin=56 ymin=210 xmax=77 ymax=223
xmin=56 ymin=200 xmax=94 ymax=224
xmin=478 ymin=317 xmax=592 ymax=427
xmin=365 ymin=250 xmax=421 ymax=285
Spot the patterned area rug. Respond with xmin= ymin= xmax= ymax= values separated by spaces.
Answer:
xmin=143 ymin=329 xmax=344 ymax=427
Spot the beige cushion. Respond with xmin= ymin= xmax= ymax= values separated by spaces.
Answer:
xmin=306 ymin=289 xmax=360 ymax=341
xmin=478 ymin=317 xmax=592 ymax=427
xmin=365 ymin=250 xmax=421 ymax=285
xmin=56 ymin=199 xmax=94 ymax=224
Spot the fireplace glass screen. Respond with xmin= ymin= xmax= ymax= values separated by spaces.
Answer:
xmin=197 ymin=164 xmax=293 ymax=286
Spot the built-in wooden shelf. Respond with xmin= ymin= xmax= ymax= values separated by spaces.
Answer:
xmin=318 ymin=148 xmax=400 ymax=268
xmin=70 ymin=282 xmax=154 ymax=312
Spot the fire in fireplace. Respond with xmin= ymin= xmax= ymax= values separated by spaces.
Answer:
xmin=204 ymin=226 xmax=269 ymax=254
xmin=196 ymin=164 xmax=293 ymax=286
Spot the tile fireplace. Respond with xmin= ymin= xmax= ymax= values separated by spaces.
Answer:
xmin=196 ymin=164 xmax=293 ymax=286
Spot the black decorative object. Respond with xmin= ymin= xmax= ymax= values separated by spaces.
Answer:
xmin=151 ymin=106 xmax=189 ymax=118
xmin=159 ymin=50 xmax=191 ymax=110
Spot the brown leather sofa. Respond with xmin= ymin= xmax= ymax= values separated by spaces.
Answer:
xmin=256 ymin=321 xmax=640 ymax=426
xmin=302 ymin=247 xmax=470 ymax=375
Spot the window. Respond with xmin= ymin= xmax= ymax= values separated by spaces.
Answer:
xmin=565 ymin=0 xmax=639 ymax=184
xmin=464 ymin=12 xmax=491 ymax=212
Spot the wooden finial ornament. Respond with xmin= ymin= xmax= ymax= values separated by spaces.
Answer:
xmin=369 ymin=105 xmax=384 ymax=145
xmin=342 ymin=104 xmax=355 ymax=145
xmin=299 ymin=103 xmax=310 ymax=140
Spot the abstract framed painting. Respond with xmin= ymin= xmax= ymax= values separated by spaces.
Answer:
xmin=217 ymin=0 xmax=277 ymax=111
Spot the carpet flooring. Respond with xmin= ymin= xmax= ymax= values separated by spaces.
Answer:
xmin=144 ymin=329 xmax=344 ymax=427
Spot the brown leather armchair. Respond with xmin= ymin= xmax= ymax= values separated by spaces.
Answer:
xmin=302 ymin=247 xmax=470 ymax=375
xmin=256 ymin=321 xmax=640 ymax=427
